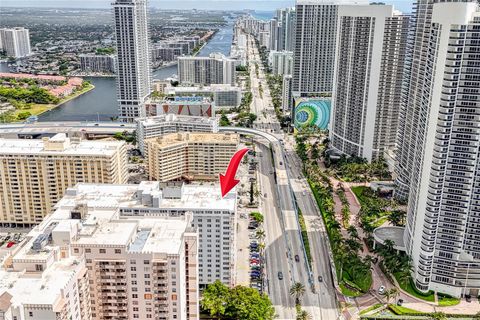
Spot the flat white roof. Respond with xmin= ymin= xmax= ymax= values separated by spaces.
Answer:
xmin=0 ymin=257 xmax=82 ymax=307
xmin=0 ymin=136 xmax=123 ymax=156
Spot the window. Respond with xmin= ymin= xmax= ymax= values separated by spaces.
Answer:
xmin=115 ymin=249 xmax=121 ymax=254
xmin=99 ymin=249 xmax=106 ymax=254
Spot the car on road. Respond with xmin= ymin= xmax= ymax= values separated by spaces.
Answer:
xmin=277 ymin=272 xmax=283 ymax=280
xmin=294 ymin=255 xmax=300 ymax=262
xmin=378 ymin=286 xmax=386 ymax=295
xmin=264 ymin=193 xmax=267 ymax=198
xmin=302 ymin=191 xmax=306 ymax=196
xmin=318 ymin=276 xmax=323 ymax=282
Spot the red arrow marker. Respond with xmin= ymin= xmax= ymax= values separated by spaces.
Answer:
xmin=219 ymin=148 xmax=250 ymax=198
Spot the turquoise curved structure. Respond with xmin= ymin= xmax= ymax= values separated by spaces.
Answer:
xmin=294 ymin=99 xmax=331 ymax=130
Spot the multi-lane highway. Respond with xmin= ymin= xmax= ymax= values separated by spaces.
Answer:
xmin=237 ymin=33 xmax=340 ymax=319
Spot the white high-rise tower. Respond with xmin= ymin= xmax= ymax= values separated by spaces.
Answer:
xmin=330 ymin=4 xmax=409 ymax=161
xmin=113 ymin=0 xmax=152 ymax=122
xmin=397 ymin=0 xmax=480 ymax=297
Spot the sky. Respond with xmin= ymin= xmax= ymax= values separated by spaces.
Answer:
xmin=0 ymin=0 xmax=414 ymax=13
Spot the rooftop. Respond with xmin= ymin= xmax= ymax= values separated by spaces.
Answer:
xmin=137 ymin=114 xmax=218 ymax=126
xmin=0 ymin=133 xmax=124 ymax=156
xmin=373 ymin=226 xmax=406 ymax=251
xmin=0 ymin=256 xmax=83 ymax=307
xmin=55 ymin=182 xmax=236 ymax=213
xmin=146 ymin=132 xmax=239 ymax=148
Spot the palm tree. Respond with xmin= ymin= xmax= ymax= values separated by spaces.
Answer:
xmin=258 ymin=242 xmax=266 ymax=253
xmin=389 ymin=288 xmax=399 ymax=304
xmin=296 ymin=310 xmax=311 ymax=320
xmin=256 ymin=229 xmax=266 ymax=240
xmin=347 ymin=225 xmax=359 ymax=240
xmin=289 ymin=282 xmax=306 ymax=305
xmin=383 ymin=288 xmax=393 ymax=304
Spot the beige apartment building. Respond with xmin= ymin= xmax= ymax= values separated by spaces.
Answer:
xmin=0 ymin=133 xmax=127 ymax=227
xmin=145 ymin=132 xmax=239 ymax=182
xmin=0 ymin=183 xmax=199 ymax=320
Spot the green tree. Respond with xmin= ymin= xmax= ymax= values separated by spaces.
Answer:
xmin=219 ymin=112 xmax=231 ymax=127
xmin=200 ymin=280 xmax=230 ymax=317
xmin=16 ymin=111 xmax=32 ymax=120
xmin=296 ymin=310 xmax=311 ymax=320
xmin=290 ymin=282 xmax=306 ymax=305
xmin=225 ymin=286 xmax=275 ymax=320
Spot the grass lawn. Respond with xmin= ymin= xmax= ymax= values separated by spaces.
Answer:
xmin=339 ymin=282 xmax=362 ymax=297
xmin=359 ymin=303 xmax=383 ymax=315
xmin=393 ymin=272 xmax=435 ymax=302
xmin=12 ymin=103 xmax=54 ymax=119
xmin=437 ymin=295 xmax=460 ymax=307
xmin=351 ymin=186 xmax=368 ymax=204
xmin=388 ymin=304 xmax=424 ymax=315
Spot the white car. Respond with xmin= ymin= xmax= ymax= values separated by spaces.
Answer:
xmin=378 ymin=286 xmax=386 ymax=295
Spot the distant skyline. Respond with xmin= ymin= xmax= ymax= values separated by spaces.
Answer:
xmin=1 ymin=0 xmax=413 ymax=13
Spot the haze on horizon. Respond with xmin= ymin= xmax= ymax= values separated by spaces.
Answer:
xmin=1 ymin=0 xmax=414 ymax=13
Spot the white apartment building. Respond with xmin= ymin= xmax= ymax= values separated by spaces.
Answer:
xmin=136 ymin=114 xmax=219 ymax=155
xmin=275 ymin=8 xmax=296 ymax=52
xmin=0 ymin=185 xmax=199 ymax=320
xmin=282 ymin=75 xmax=293 ymax=112
xmin=163 ymin=84 xmax=242 ymax=109
xmin=269 ymin=50 xmax=293 ymax=76
xmin=0 ymin=28 xmax=31 ymax=58
xmin=0 ymin=134 xmax=127 ymax=227
xmin=145 ymin=132 xmax=239 ymax=182
xmin=0 ymin=255 xmax=90 ymax=320
xmin=398 ymin=1 xmax=480 ymax=298
xmin=292 ymin=0 xmax=368 ymax=97
xmin=330 ymin=4 xmax=409 ymax=161
xmin=113 ymin=0 xmax=152 ymax=122
xmin=258 ymin=31 xmax=270 ymax=48
xmin=57 ymin=182 xmax=236 ymax=289
xmin=178 ymin=53 xmax=236 ymax=86
xmin=269 ymin=19 xmax=279 ymax=51
xmin=79 ymin=54 xmax=116 ymax=73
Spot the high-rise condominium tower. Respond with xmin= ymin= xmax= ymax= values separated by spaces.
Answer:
xmin=330 ymin=4 xmax=409 ymax=161
xmin=292 ymin=0 xmax=368 ymax=97
xmin=113 ymin=0 xmax=152 ymax=122
xmin=0 ymin=27 xmax=31 ymax=58
xmin=399 ymin=0 xmax=480 ymax=297
xmin=178 ymin=53 xmax=236 ymax=86
xmin=276 ymin=8 xmax=296 ymax=52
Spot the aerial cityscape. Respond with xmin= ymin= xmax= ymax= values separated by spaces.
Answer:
xmin=0 ymin=0 xmax=478 ymax=319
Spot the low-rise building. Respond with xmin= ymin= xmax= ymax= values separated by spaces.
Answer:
xmin=0 ymin=133 xmax=128 ymax=226
xmin=136 ymin=114 xmax=219 ymax=155
xmin=163 ymin=84 xmax=242 ymax=109
xmin=145 ymin=96 xmax=215 ymax=118
xmin=145 ymin=132 xmax=239 ymax=181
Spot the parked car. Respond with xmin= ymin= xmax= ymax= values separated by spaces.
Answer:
xmin=378 ymin=286 xmax=386 ymax=295
xmin=465 ymin=294 xmax=472 ymax=302
xmin=318 ymin=276 xmax=323 ymax=282
xmin=397 ymin=299 xmax=404 ymax=306
xmin=278 ymin=272 xmax=283 ymax=280
xmin=294 ymin=255 xmax=300 ymax=262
